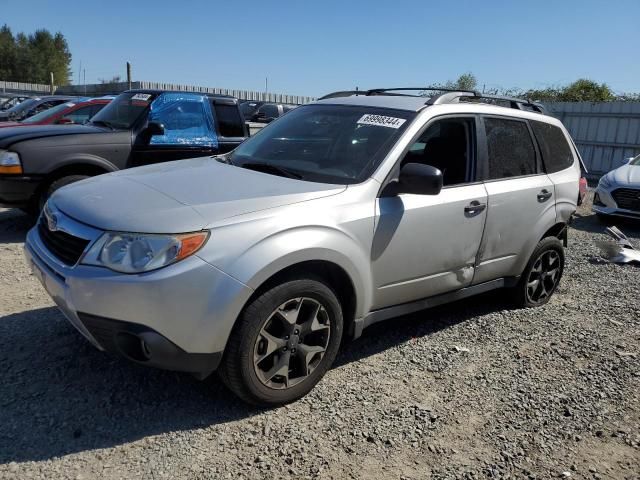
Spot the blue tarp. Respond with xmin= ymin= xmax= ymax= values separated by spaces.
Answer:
xmin=149 ymin=93 xmax=218 ymax=147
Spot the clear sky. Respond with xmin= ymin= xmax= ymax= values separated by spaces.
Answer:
xmin=1 ymin=0 xmax=638 ymax=97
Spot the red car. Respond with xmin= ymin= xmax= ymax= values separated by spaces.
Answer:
xmin=0 ymin=97 xmax=113 ymax=128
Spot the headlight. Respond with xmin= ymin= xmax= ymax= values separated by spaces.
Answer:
xmin=82 ymin=231 xmax=209 ymax=273
xmin=0 ymin=150 xmax=22 ymax=174
xmin=598 ymin=176 xmax=612 ymax=190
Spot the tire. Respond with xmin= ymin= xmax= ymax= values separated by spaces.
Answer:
xmin=511 ymin=237 xmax=565 ymax=308
xmin=219 ymin=277 xmax=343 ymax=406
xmin=38 ymin=175 xmax=90 ymax=212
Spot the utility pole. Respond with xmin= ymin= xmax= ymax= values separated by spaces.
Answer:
xmin=78 ymin=60 xmax=81 ymax=85
xmin=83 ymin=69 xmax=86 ymax=95
xmin=126 ymin=61 xmax=132 ymax=90
xmin=50 ymin=72 xmax=54 ymax=94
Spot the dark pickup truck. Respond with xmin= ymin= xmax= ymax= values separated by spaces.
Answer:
xmin=0 ymin=89 xmax=248 ymax=212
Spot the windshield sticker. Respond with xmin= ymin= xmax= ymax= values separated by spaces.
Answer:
xmin=131 ymin=93 xmax=152 ymax=102
xmin=357 ymin=114 xmax=406 ymax=129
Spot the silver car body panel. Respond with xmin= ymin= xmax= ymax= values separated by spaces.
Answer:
xmin=25 ymin=97 xmax=580 ymax=363
xmin=593 ymin=161 xmax=640 ymax=218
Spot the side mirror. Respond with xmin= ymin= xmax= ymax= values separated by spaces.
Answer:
xmin=146 ymin=121 xmax=165 ymax=137
xmin=396 ymin=163 xmax=443 ymax=195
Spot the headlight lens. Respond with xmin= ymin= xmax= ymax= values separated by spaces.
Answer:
xmin=83 ymin=231 xmax=209 ymax=273
xmin=0 ymin=150 xmax=22 ymax=174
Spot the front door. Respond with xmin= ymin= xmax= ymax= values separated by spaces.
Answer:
xmin=371 ymin=116 xmax=488 ymax=310
xmin=129 ymin=93 xmax=219 ymax=168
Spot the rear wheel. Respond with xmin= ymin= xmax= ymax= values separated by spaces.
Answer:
xmin=38 ymin=175 xmax=90 ymax=211
xmin=219 ymin=277 xmax=343 ymax=406
xmin=512 ymin=237 xmax=565 ymax=308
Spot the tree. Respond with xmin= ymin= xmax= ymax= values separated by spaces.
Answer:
xmin=526 ymin=79 xmax=615 ymax=102
xmin=0 ymin=24 xmax=72 ymax=85
xmin=99 ymin=75 xmax=122 ymax=84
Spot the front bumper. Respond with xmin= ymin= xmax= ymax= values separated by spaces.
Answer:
xmin=0 ymin=174 xmax=43 ymax=208
xmin=593 ymin=185 xmax=640 ymax=219
xmin=25 ymin=222 xmax=254 ymax=375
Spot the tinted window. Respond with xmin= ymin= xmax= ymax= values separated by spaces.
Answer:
xmin=402 ymin=118 xmax=474 ymax=186
xmin=485 ymin=118 xmax=536 ymax=179
xmin=214 ymin=103 xmax=245 ymax=137
xmin=530 ymin=120 xmax=574 ymax=173
xmin=229 ymin=105 xmax=415 ymax=184
xmin=22 ymin=102 xmax=72 ymax=123
xmin=91 ymin=92 xmax=156 ymax=129
xmin=257 ymin=104 xmax=279 ymax=119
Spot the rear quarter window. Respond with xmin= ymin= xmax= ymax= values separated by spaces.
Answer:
xmin=530 ymin=120 xmax=574 ymax=173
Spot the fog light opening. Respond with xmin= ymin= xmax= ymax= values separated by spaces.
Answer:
xmin=115 ymin=332 xmax=150 ymax=362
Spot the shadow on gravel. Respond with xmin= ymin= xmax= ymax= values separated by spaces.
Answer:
xmin=1 ymin=292 xmax=514 ymax=463
xmin=336 ymin=290 xmax=511 ymax=368
xmin=571 ymin=211 xmax=640 ymax=239
xmin=0 ymin=208 xmax=33 ymax=244
xmin=0 ymin=307 xmax=258 ymax=464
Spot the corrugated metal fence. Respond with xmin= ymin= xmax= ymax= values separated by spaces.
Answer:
xmin=1 ymin=79 xmax=315 ymax=104
xmin=545 ymin=102 xmax=640 ymax=178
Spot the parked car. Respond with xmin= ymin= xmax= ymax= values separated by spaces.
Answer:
xmin=0 ymin=97 xmax=113 ymax=128
xmin=592 ymin=153 xmax=640 ymax=220
xmin=239 ymin=101 xmax=264 ymax=121
xmin=0 ymin=94 xmax=31 ymax=111
xmin=0 ymin=89 xmax=247 ymax=212
xmin=24 ymin=88 xmax=580 ymax=405
xmin=0 ymin=96 xmax=81 ymax=122
xmin=250 ymin=102 xmax=297 ymax=123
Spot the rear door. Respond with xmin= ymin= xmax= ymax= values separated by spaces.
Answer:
xmin=473 ymin=116 xmax=556 ymax=284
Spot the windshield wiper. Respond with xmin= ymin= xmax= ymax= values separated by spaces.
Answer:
xmin=91 ymin=120 xmax=115 ymax=130
xmin=240 ymin=162 xmax=303 ymax=180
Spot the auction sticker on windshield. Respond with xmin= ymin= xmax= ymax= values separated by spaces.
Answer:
xmin=131 ymin=93 xmax=152 ymax=102
xmin=357 ymin=114 xmax=406 ymax=129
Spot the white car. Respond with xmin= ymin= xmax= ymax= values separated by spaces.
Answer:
xmin=593 ymin=154 xmax=640 ymax=220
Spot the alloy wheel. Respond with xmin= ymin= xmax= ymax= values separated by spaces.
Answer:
xmin=253 ymin=297 xmax=331 ymax=389
xmin=526 ymin=250 xmax=561 ymax=304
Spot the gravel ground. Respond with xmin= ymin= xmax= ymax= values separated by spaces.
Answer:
xmin=0 ymin=196 xmax=638 ymax=480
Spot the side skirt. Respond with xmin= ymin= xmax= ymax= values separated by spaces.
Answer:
xmin=352 ymin=277 xmax=518 ymax=339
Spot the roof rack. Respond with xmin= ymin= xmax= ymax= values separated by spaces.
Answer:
xmin=365 ymin=87 xmax=480 ymax=96
xmin=427 ymin=91 xmax=547 ymax=114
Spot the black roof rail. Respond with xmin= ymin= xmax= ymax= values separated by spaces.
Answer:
xmin=427 ymin=91 xmax=547 ymax=114
xmin=365 ymin=87 xmax=480 ymax=96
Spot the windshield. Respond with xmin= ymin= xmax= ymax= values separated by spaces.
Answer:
xmin=5 ymin=98 xmax=38 ymax=114
xmin=22 ymin=102 xmax=73 ymax=124
xmin=90 ymin=92 xmax=156 ymax=129
xmin=229 ymin=104 xmax=415 ymax=184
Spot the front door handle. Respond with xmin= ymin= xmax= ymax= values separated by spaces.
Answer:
xmin=537 ymin=189 xmax=553 ymax=202
xmin=464 ymin=200 xmax=487 ymax=215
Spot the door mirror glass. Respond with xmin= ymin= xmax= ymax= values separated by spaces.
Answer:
xmin=397 ymin=163 xmax=443 ymax=195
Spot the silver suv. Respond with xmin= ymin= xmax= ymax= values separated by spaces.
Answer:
xmin=25 ymin=88 xmax=581 ymax=405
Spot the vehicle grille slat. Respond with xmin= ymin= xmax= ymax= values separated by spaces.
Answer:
xmin=38 ymin=218 xmax=90 ymax=266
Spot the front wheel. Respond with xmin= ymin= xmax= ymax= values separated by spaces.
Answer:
xmin=512 ymin=237 xmax=565 ymax=308
xmin=38 ymin=175 xmax=90 ymax=212
xmin=219 ymin=277 xmax=343 ymax=406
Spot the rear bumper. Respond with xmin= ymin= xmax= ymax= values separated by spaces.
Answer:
xmin=0 ymin=174 xmax=42 ymax=208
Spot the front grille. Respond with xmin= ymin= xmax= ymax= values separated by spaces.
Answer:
xmin=38 ymin=217 xmax=90 ymax=266
xmin=611 ymin=188 xmax=640 ymax=212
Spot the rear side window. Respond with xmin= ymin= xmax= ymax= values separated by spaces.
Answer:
xmin=530 ymin=120 xmax=574 ymax=173
xmin=484 ymin=117 xmax=537 ymax=180
xmin=214 ymin=103 xmax=245 ymax=137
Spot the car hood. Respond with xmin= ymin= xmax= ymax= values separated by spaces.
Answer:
xmin=0 ymin=124 xmax=104 ymax=148
xmin=607 ymin=164 xmax=640 ymax=186
xmin=52 ymin=157 xmax=346 ymax=233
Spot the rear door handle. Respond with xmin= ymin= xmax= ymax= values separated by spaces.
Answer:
xmin=464 ymin=200 xmax=486 ymax=215
xmin=537 ymin=189 xmax=553 ymax=202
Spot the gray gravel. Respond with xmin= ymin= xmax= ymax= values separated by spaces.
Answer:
xmin=0 ymin=196 xmax=639 ymax=479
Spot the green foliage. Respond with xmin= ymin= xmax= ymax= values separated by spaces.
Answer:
xmin=434 ymin=72 xmax=478 ymax=91
xmin=0 ymin=24 xmax=72 ymax=85
xmin=527 ymin=79 xmax=615 ymax=102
